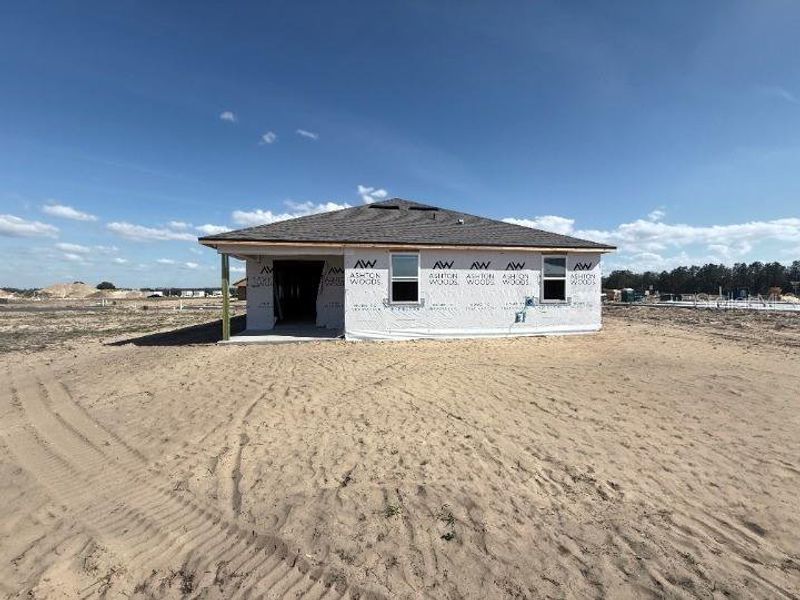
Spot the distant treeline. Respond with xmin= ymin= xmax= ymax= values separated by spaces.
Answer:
xmin=1 ymin=288 xmax=39 ymax=297
xmin=602 ymin=261 xmax=800 ymax=295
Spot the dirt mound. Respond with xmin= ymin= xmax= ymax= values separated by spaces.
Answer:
xmin=38 ymin=282 xmax=97 ymax=299
xmin=0 ymin=289 xmax=15 ymax=299
xmin=38 ymin=283 xmax=146 ymax=300
xmin=88 ymin=289 xmax=145 ymax=299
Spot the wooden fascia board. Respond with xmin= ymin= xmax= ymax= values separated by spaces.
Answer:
xmin=199 ymin=240 xmax=614 ymax=254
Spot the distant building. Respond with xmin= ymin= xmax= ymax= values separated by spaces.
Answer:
xmin=233 ymin=277 xmax=247 ymax=301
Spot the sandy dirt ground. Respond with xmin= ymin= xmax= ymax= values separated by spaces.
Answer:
xmin=0 ymin=306 xmax=798 ymax=599
xmin=0 ymin=298 xmax=243 ymax=354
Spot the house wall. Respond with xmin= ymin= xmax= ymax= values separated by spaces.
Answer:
xmin=245 ymin=254 xmax=345 ymax=331
xmin=343 ymin=248 xmax=602 ymax=340
xmin=245 ymin=256 xmax=275 ymax=330
xmin=316 ymin=256 xmax=345 ymax=329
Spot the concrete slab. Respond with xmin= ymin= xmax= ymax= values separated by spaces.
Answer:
xmin=221 ymin=323 xmax=343 ymax=344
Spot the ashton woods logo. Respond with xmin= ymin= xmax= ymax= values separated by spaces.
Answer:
xmin=573 ymin=262 xmax=594 ymax=271
xmin=259 ymin=265 xmax=273 ymax=274
xmin=437 ymin=260 xmax=525 ymax=270
xmin=353 ymin=260 xmax=377 ymax=269
xmin=327 ymin=266 xmax=344 ymax=274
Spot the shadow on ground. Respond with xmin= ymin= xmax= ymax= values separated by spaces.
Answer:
xmin=108 ymin=315 xmax=247 ymax=347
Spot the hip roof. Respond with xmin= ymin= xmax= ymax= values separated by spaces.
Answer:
xmin=199 ymin=198 xmax=615 ymax=251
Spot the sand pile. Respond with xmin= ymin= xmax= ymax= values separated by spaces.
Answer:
xmin=38 ymin=283 xmax=146 ymax=300
xmin=88 ymin=289 xmax=145 ymax=299
xmin=38 ymin=282 xmax=97 ymax=298
xmin=0 ymin=289 xmax=15 ymax=299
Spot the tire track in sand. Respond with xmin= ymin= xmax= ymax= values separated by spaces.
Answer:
xmin=2 ymin=368 xmax=378 ymax=599
xmin=227 ymin=394 xmax=262 ymax=520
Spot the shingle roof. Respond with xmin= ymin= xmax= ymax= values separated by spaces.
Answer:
xmin=199 ymin=198 xmax=615 ymax=250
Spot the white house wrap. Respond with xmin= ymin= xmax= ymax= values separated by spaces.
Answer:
xmin=315 ymin=256 xmax=345 ymax=330
xmin=341 ymin=249 xmax=602 ymax=339
xmin=200 ymin=198 xmax=614 ymax=341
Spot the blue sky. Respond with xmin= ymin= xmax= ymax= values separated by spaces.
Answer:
xmin=1 ymin=1 xmax=799 ymax=288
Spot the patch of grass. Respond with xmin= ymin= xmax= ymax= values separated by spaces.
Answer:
xmin=438 ymin=504 xmax=455 ymax=527
xmin=438 ymin=504 xmax=456 ymax=541
xmin=335 ymin=548 xmax=356 ymax=564
xmin=384 ymin=503 xmax=402 ymax=518
xmin=179 ymin=569 xmax=195 ymax=594
xmin=340 ymin=466 xmax=356 ymax=487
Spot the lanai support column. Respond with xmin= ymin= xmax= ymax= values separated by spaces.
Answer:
xmin=221 ymin=253 xmax=230 ymax=341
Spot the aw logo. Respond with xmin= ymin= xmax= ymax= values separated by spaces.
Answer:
xmin=327 ymin=266 xmax=344 ymax=275
xmin=433 ymin=260 xmax=454 ymax=269
xmin=470 ymin=261 xmax=491 ymax=270
xmin=573 ymin=261 xmax=594 ymax=271
xmin=505 ymin=261 xmax=525 ymax=271
xmin=353 ymin=259 xmax=377 ymax=269
xmin=251 ymin=264 xmax=273 ymax=288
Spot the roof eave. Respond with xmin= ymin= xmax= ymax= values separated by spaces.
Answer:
xmin=198 ymin=238 xmax=615 ymax=253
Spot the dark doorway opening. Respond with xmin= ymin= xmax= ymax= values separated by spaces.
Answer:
xmin=273 ymin=260 xmax=324 ymax=323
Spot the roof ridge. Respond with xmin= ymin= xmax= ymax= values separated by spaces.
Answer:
xmin=370 ymin=197 xmax=439 ymax=209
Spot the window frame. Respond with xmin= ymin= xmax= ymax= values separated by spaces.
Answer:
xmin=389 ymin=252 xmax=421 ymax=304
xmin=541 ymin=254 xmax=568 ymax=303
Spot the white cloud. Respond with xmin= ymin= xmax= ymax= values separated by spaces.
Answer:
xmin=357 ymin=185 xmax=388 ymax=204
xmin=707 ymin=244 xmax=730 ymax=256
xmin=55 ymin=242 xmax=91 ymax=254
xmin=647 ymin=209 xmax=666 ymax=222
xmin=259 ymin=131 xmax=277 ymax=145
xmin=232 ymin=200 xmax=350 ymax=227
xmin=230 ymin=265 xmax=246 ymax=273
xmin=505 ymin=210 xmax=800 ymax=271
xmin=503 ymin=215 xmax=576 ymax=235
xmin=62 ymin=252 xmax=87 ymax=263
xmin=219 ymin=111 xmax=237 ymax=122
xmin=42 ymin=203 xmax=98 ymax=222
xmin=296 ymin=129 xmax=319 ymax=140
xmin=55 ymin=242 xmax=121 ymax=257
xmin=154 ymin=258 xmax=203 ymax=270
xmin=285 ymin=200 xmax=349 ymax=214
xmin=608 ymin=250 xmax=748 ymax=273
xmin=195 ymin=224 xmax=230 ymax=235
xmin=577 ymin=218 xmax=800 ymax=256
xmin=0 ymin=214 xmax=59 ymax=238
xmin=112 ymin=257 xmax=129 ymax=264
xmin=168 ymin=221 xmax=191 ymax=230
xmin=107 ymin=222 xmax=196 ymax=241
